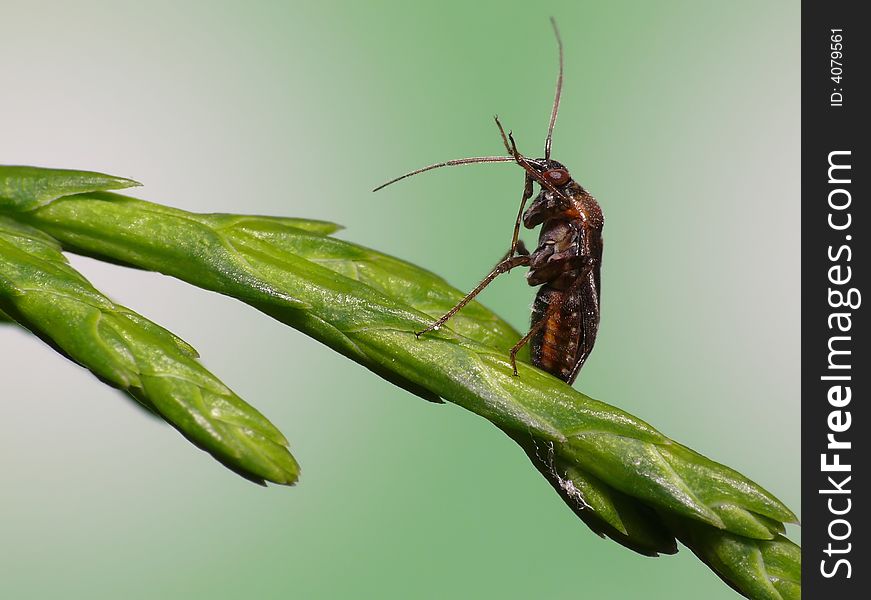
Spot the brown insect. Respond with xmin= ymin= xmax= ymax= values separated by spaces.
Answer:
xmin=374 ymin=19 xmax=603 ymax=385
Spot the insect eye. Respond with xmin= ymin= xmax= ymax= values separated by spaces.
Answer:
xmin=544 ymin=168 xmax=570 ymax=186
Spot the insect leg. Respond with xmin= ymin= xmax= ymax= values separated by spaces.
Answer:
xmin=494 ymin=116 xmax=573 ymax=207
xmin=416 ymin=254 xmax=531 ymax=338
xmin=508 ymin=316 xmax=549 ymax=376
xmin=509 ymin=174 xmax=535 ymax=256
xmin=495 ymin=115 xmax=513 ymax=155
xmin=491 ymin=117 xmax=535 ymax=258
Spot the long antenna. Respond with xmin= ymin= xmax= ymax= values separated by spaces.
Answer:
xmin=544 ymin=17 xmax=564 ymax=161
xmin=372 ymin=156 xmax=514 ymax=192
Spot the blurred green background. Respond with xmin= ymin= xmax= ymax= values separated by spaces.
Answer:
xmin=1 ymin=1 xmax=798 ymax=598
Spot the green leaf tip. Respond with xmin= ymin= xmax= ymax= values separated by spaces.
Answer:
xmin=0 ymin=216 xmax=298 ymax=487
xmin=202 ymin=213 xmax=343 ymax=237
xmin=0 ymin=165 xmax=141 ymax=212
xmin=668 ymin=515 xmax=801 ymax=600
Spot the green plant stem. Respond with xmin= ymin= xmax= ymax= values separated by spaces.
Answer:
xmin=0 ymin=166 xmax=801 ymax=599
xmin=0 ymin=216 xmax=299 ymax=485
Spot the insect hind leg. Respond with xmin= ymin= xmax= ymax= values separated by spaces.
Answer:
xmin=416 ymin=254 xmax=531 ymax=338
xmin=509 ymin=317 xmax=548 ymax=376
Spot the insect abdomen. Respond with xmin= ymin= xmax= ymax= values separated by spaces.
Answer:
xmin=531 ymin=286 xmax=581 ymax=382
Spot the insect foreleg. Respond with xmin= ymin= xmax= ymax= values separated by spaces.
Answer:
xmin=487 ymin=118 xmax=533 ymax=258
xmin=509 ymin=174 xmax=535 ymax=257
xmin=416 ymin=254 xmax=531 ymax=338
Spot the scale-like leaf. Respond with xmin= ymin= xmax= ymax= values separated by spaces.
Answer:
xmin=0 ymin=165 xmax=140 ymax=211
xmin=0 ymin=215 xmax=298 ymax=486
xmin=0 ymin=165 xmax=800 ymax=599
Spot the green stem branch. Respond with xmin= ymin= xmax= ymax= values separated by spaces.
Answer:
xmin=0 ymin=166 xmax=800 ymax=599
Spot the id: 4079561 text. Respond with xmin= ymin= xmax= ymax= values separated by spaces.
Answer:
xmin=830 ymin=29 xmax=843 ymax=107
